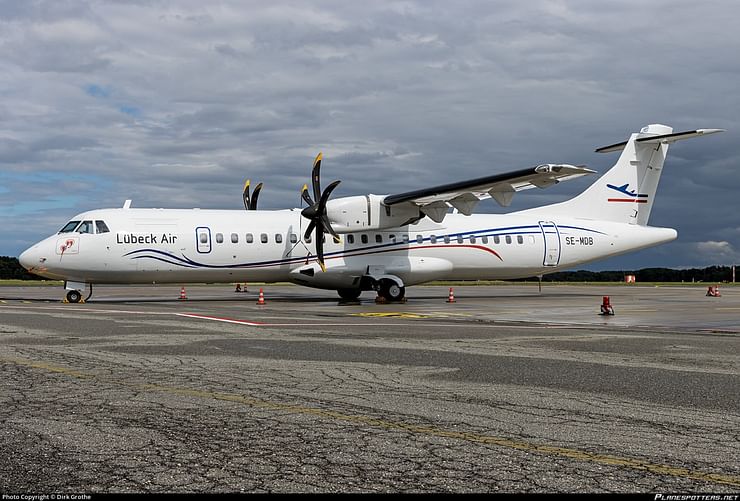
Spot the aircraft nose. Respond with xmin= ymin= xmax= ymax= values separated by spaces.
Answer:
xmin=19 ymin=244 xmax=44 ymax=271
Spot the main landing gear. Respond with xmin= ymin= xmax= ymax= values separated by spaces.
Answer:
xmin=378 ymin=279 xmax=405 ymax=302
xmin=335 ymin=277 xmax=407 ymax=303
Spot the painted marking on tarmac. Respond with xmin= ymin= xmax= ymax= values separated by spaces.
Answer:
xmin=352 ymin=311 xmax=473 ymax=319
xmin=352 ymin=312 xmax=432 ymax=319
xmin=177 ymin=313 xmax=266 ymax=326
xmin=4 ymin=356 xmax=739 ymax=488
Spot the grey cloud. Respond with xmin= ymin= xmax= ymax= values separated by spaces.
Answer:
xmin=2 ymin=0 xmax=739 ymax=268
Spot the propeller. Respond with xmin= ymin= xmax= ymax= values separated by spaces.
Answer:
xmin=242 ymin=179 xmax=263 ymax=210
xmin=300 ymin=152 xmax=341 ymax=272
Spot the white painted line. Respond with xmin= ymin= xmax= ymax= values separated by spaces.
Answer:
xmin=177 ymin=313 xmax=265 ymax=326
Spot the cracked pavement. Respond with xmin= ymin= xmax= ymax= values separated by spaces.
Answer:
xmin=0 ymin=284 xmax=738 ymax=493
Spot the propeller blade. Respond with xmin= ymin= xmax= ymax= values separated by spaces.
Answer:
xmin=311 ymin=152 xmax=322 ymax=201
xmin=314 ymin=228 xmax=326 ymax=272
xmin=317 ymin=179 xmax=341 ymax=210
xmin=249 ymin=182 xmax=263 ymax=210
xmin=304 ymin=220 xmax=316 ymax=241
xmin=301 ymin=184 xmax=314 ymax=207
xmin=321 ymin=214 xmax=340 ymax=241
xmin=242 ymin=179 xmax=251 ymax=210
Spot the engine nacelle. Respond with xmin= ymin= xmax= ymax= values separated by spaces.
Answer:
xmin=325 ymin=194 xmax=422 ymax=233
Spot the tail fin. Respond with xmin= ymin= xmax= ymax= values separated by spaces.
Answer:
xmin=525 ymin=124 xmax=723 ymax=225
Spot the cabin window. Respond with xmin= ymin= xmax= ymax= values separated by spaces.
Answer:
xmin=529 ymin=235 xmax=536 ymax=244
xmin=275 ymin=234 xmax=283 ymax=244
xmin=402 ymin=234 xmax=409 ymax=244
xmin=375 ymin=234 xmax=382 ymax=243
xmin=517 ymin=235 xmax=524 ymax=244
xmin=215 ymin=233 xmax=224 ymax=243
xmin=444 ymin=235 xmax=450 ymax=244
xmin=95 ymin=221 xmax=110 ymax=234
xmin=260 ymin=233 xmax=268 ymax=243
xmin=246 ymin=233 xmax=254 ymax=243
xmin=361 ymin=234 xmax=368 ymax=244
xmin=77 ymin=220 xmax=94 ymax=234
xmin=416 ymin=235 xmax=423 ymax=244
xmin=290 ymin=233 xmax=298 ymax=244
xmin=457 ymin=235 xmax=463 ymax=244
xmin=494 ymin=235 xmax=500 ymax=244
xmin=481 ymin=236 xmax=488 ymax=244
xmin=305 ymin=234 xmax=312 ymax=244
xmin=505 ymin=235 xmax=512 ymax=244
xmin=59 ymin=220 xmax=81 ymax=233
xmin=469 ymin=235 xmax=476 ymax=243
xmin=347 ymin=235 xmax=355 ymax=244
xmin=430 ymin=235 xmax=436 ymax=244
xmin=231 ymin=233 xmax=239 ymax=243
xmin=200 ymin=233 xmax=208 ymax=244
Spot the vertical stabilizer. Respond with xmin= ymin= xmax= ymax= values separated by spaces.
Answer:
xmin=584 ymin=124 xmax=671 ymax=225
xmin=521 ymin=124 xmax=723 ymax=225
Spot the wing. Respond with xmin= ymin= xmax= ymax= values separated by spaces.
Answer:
xmin=382 ymin=163 xmax=595 ymax=222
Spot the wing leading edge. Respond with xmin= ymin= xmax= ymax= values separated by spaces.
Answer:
xmin=382 ymin=163 xmax=595 ymax=222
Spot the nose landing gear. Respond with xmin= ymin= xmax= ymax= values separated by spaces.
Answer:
xmin=63 ymin=281 xmax=92 ymax=303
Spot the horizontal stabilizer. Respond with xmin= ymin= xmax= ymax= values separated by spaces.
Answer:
xmin=596 ymin=128 xmax=724 ymax=153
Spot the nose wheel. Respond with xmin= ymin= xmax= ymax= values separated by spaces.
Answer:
xmin=63 ymin=283 xmax=92 ymax=303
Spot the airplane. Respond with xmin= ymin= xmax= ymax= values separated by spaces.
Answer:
xmin=18 ymin=124 xmax=723 ymax=304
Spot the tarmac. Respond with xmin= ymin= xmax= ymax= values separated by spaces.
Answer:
xmin=0 ymin=283 xmax=738 ymax=493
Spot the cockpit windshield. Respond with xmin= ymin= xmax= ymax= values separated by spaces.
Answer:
xmin=59 ymin=220 xmax=80 ymax=233
xmin=77 ymin=220 xmax=94 ymax=234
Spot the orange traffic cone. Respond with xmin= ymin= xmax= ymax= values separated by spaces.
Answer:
xmin=446 ymin=287 xmax=456 ymax=303
xmin=256 ymin=288 xmax=266 ymax=305
xmin=706 ymin=285 xmax=721 ymax=297
xmin=179 ymin=286 xmax=187 ymax=300
xmin=600 ymin=296 xmax=614 ymax=315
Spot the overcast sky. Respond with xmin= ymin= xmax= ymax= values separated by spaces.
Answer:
xmin=2 ymin=0 xmax=738 ymax=270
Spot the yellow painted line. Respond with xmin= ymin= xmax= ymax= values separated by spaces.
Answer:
xmin=3 ymin=356 xmax=738 ymax=487
xmin=352 ymin=312 xmax=431 ymax=319
xmin=716 ymin=307 xmax=740 ymax=311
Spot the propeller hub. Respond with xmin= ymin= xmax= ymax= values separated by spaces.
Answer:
xmin=301 ymin=205 xmax=319 ymax=219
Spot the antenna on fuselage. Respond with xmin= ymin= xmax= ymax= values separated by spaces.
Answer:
xmin=123 ymin=200 xmax=132 ymax=209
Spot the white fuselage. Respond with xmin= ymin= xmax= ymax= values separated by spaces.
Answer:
xmin=19 ymin=207 xmax=677 ymax=290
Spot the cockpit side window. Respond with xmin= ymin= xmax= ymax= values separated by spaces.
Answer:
xmin=95 ymin=220 xmax=110 ymax=234
xmin=59 ymin=220 xmax=81 ymax=233
xmin=77 ymin=220 xmax=94 ymax=234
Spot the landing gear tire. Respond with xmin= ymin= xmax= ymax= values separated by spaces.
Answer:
xmin=337 ymin=288 xmax=362 ymax=300
xmin=66 ymin=290 xmax=82 ymax=303
xmin=379 ymin=280 xmax=405 ymax=302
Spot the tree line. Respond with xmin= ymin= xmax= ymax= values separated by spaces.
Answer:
xmin=0 ymin=255 xmax=736 ymax=283
xmin=534 ymin=265 xmax=736 ymax=283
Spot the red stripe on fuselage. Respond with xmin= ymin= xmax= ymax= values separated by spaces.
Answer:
xmin=332 ymin=244 xmax=504 ymax=262
xmin=607 ymin=198 xmax=648 ymax=203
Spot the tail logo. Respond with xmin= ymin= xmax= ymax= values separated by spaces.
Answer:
xmin=607 ymin=183 xmax=648 ymax=203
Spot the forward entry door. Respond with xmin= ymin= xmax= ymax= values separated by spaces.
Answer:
xmin=196 ymin=227 xmax=212 ymax=254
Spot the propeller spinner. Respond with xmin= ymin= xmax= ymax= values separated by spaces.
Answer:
xmin=300 ymin=152 xmax=341 ymax=272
